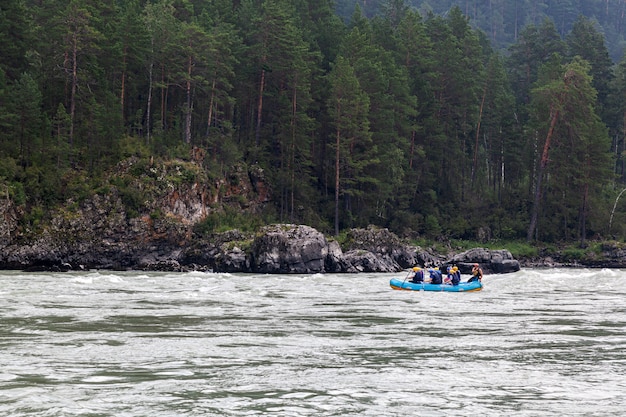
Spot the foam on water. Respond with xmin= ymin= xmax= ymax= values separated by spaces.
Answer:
xmin=0 ymin=269 xmax=625 ymax=416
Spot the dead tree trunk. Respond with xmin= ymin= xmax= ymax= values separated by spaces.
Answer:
xmin=527 ymin=105 xmax=560 ymax=241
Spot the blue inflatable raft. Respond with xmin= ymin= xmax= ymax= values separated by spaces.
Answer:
xmin=389 ymin=277 xmax=483 ymax=292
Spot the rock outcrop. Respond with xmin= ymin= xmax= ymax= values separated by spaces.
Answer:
xmin=250 ymin=224 xmax=328 ymax=273
xmin=0 ymin=216 xmax=522 ymax=274
xmin=334 ymin=226 xmax=440 ymax=272
xmin=444 ymin=247 xmax=521 ymax=274
xmin=0 ymin=157 xmax=523 ymax=274
xmin=5 ymin=155 xmax=626 ymax=273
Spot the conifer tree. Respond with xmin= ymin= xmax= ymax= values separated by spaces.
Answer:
xmin=327 ymin=55 xmax=373 ymax=235
xmin=0 ymin=0 xmax=33 ymax=80
xmin=59 ymin=0 xmax=104 ymax=156
xmin=179 ymin=20 xmax=211 ymax=144
xmin=508 ymin=19 xmax=566 ymax=109
xmin=527 ymin=57 xmax=612 ymax=243
xmin=425 ymin=8 xmax=484 ymax=203
xmin=566 ymin=15 xmax=614 ymax=121
xmin=112 ymin=0 xmax=149 ymax=129
xmin=142 ymin=0 xmax=180 ymax=142
xmin=9 ymin=73 xmax=43 ymax=169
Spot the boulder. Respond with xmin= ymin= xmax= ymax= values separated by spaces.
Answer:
xmin=445 ymin=247 xmax=520 ymax=274
xmin=214 ymin=246 xmax=249 ymax=272
xmin=342 ymin=226 xmax=415 ymax=267
xmin=181 ymin=229 xmax=250 ymax=272
xmin=340 ymin=249 xmax=399 ymax=272
xmin=242 ymin=224 xmax=432 ymax=273
xmin=340 ymin=226 xmax=441 ymax=270
xmin=324 ymin=240 xmax=345 ymax=272
xmin=250 ymin=224 xmax=329 ymax=273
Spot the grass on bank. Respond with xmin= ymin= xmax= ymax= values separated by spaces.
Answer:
xmin=410 ymin=238 xmax=623 ymax=263
xmin=410 ymin=238 xmax=537 ymax=258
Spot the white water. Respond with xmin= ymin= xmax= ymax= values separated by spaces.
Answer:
xmin=0 ymin=268 xmax=625 ymax=416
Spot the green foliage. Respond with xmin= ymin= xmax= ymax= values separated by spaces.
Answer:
xmin=334 ymin=230 xmax=351 ymax=248
xmin=560 ymin=247 xmax=587 ymax=262
xmin=150 ymin=208 xmax=163 ymax=220
xmin=0 ymin=157 xmax=19 ymax=180
xmin=555 ymin=241 xmax=606 ymax=262
xmin=162 ymin=161 xmax=201 ymax=186
xmin=443 ymin=214 xmax=470 ymax=238
xmin=410 ymin=236 xmax=452 ymax=255
xmin=0 ymin=0 xmax=625 ymax=247
xmin=19 ymin=205 xmax=46 ymax=231
xmin=527 ymin=56 xmax=613 ymax=243
xmin=193 ymin=208 xmax=263 ymax=236
xmin=501 ymin=241 xmax=539 ymax=258
xmin=424 ymin=214 xmax=442 ymax=238
xmin=110 ymin=176 xmax=145 ymax=218
xmin=388 ymin=210 xmax=423 ymax=236
xmin=566 ymin=15 xmax=614 ymax=117
xmin=119 ymin=136 xmax=152 ymax=159
xmin=336 ymin=1 xmax=626 ymax=61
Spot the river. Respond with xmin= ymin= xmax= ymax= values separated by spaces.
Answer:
xmin=0 ymin=268 xmax=624 ymax=416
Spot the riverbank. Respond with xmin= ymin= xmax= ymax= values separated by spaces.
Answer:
xmin=1 ymin=176 xmax=624 ymax=273
xmin=490 ymin=241 xmax=626 ymax=269
xmin=0 ymin=223 xmax=523 ymax=274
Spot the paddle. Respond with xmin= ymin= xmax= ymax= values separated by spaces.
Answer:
xmin=401 ymin=270 xmax=412 ymax=287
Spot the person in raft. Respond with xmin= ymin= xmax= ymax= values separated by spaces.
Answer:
xmin=469 ymin=263 xmax=483 ymax=283
xmin=444 ymin=266 xmax=453 ymax=284
xmin=451 ymin=266 xmax=461 ymax=286
xmin=429 ymin=268 xmax=443 ymax=284
xmin=408 ymin=266 xmax=424 ymax=283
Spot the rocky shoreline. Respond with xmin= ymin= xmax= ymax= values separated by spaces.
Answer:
xmin=1 ymin=222 xmax=521 ymax=274
xmin=3 ymin=219 xmax=626 ymax=274
xmin=2 ymin=157 xmax=625 ymax=274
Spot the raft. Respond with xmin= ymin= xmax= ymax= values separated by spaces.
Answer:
xmin=389 ymin=277 xmax=483 ymax=292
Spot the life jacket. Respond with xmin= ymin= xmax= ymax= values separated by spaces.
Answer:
xmin=430 ymin=270 xmax=442 ymax=284
xmin=411 ymin=270 xmax=424 ymax=282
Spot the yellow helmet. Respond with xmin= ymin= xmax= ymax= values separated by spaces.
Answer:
xmin=452 ymin=266 xmax=458 ymax=271
xmin=412 ymin=266 xmax=420 ymax=272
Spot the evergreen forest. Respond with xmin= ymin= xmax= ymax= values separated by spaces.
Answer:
xmin=2 ymin=0 xmax=626 ymax=246
xmin=337 ymin=0 xmax=626 ymax=61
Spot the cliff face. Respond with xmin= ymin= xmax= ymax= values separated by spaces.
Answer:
xmin=0 ymin=154 xmax=519 ymax=273
xmin=0 ymin=203 xmax=521 ymax=274
xmin=0 ymin=162 xmax=456 ymax=272
xmin=1 ymin=200 xmax=424 ymax=272
xmin=0 ymin=154 xmax=269 ymax=271
xmin=4 ymin=154 xmax=626 ymax=272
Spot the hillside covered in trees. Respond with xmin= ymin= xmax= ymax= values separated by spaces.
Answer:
xmin=1 ymin=0 xmax=626 ymax=248
xmin=337 ymin=0 xmax=626 ymax=61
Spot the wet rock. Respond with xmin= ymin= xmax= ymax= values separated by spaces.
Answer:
xmin=340 ymin=249 xmax=398 ymax=272
xmin=445 ymin=247 xmax=520 ymax=274
xmin=250 ymin=224 xmax=328 ymax=273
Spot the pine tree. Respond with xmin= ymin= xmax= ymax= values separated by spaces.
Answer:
xmin=508 ymin=18 xmax=566 ymax=109
xmin=9 ymin=73 xmax=43 ymax=169
xmin=59 ymin=0 xmax=104 ymax=150
xmin=527 ymin=57 xmax=612 ymax=243
xmin=327 ymin=55 xmax=373 ymax=235
xmin=0 ymin=0 xmax=33 ymax=80
xmin=179 ymin=20 xmax=211 ymax=144
xmin=142 ymin=0 xmax=180 ymax=142
xmin=608 ymin=53 xmax=626 ymax=183
xmin=566 ymin=15 xmax=614 ymax=121
xmin=112 ymin=0 xmax=149 ymax=130
xmin=425 ymin=8 xmax=484 ymax=203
